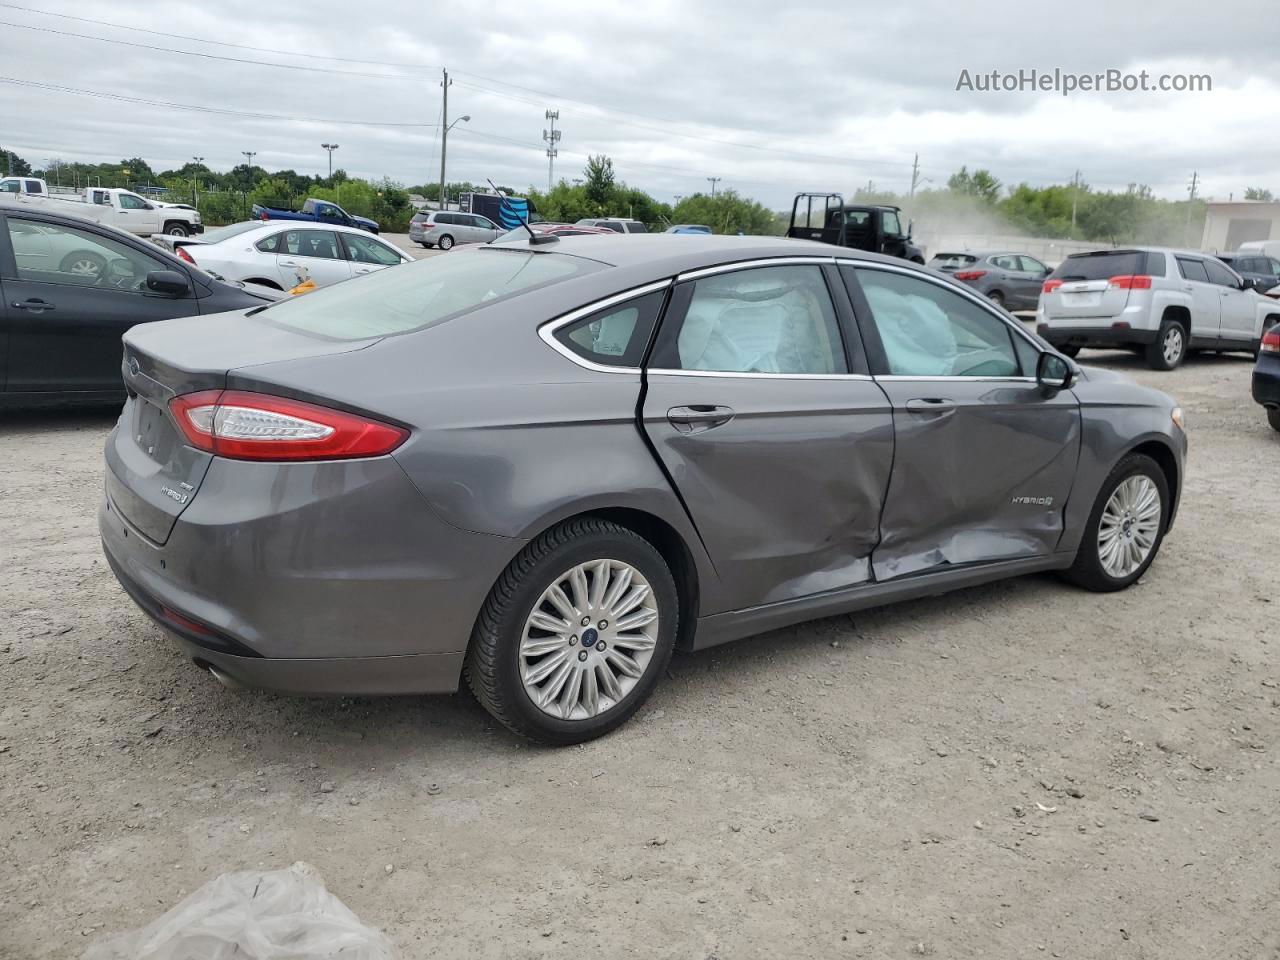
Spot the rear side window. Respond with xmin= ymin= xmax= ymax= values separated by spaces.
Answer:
xmin=599 ymin=222 xmax=624 ymax=233
xmin=1176 ymin=257 xmax=1209 ymax=283
xmin=255 ymin=233 xmax=284 ymax=253
xmin=1050 ymin=251 xmax=1144 ymax=282
xmin=1145 ymin=251 xmax=1167 ymax=277
xmin=26 ymin=179 xmax=44 ymax=194
xmin=259 ymin=248 xmax=605 ymax=340
xmin=653 ymin=264 xmax=848 ymax=375
xmin=553 ymin=291 xmax=665 ymax=368
xmin=991 ymin=255 xmax=1020 ymax=270
xmin=627 ymin=222 xmax=648 ymax=234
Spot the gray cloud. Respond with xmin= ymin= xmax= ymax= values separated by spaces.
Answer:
xmin=1 ymin=0 xmax=1274 ymax=207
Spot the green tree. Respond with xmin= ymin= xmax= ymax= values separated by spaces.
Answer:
xmin=583 ymin=155 xmax=616 ymax=209
xmin=672 ymin=190 xmax=778 ymax=235
xmin=947 ymin=166 xmax=1002 ymax=204
xmin=1244 ymin=186 xmax=1274 ymax=201
xmin=1 ymin=147 xmax=32 ymax=176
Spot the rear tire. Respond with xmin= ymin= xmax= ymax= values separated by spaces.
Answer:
xmin=1064 ymin=452 xmax=1169 ymax=592
xmin=417 ymin=241 xmax=429 ymax=248
xmin=1057 ymin=345 xmax=1081 ymax=358
xmin=465 ymin=517 xmax=679 ymax=745
xmin=987 ymin=290 xmax=1005 ymax=308
xmin=1145 ymin=320 xmax=1186 ymax=370
xmin=60 ymin=251 xmax=106 ymax=279
xmin=437 ymin=234 xmax=454 ymax=251
xmin=1268 ymin=408 xmax=1280 ymax=432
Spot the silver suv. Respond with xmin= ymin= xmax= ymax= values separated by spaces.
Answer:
xmin=1037 ymin=247 xmax=1274 ymax=369
xmin=574 ymin=218 xmax=648 ymax=234
xmin=409 ymin=211 xmax=503 ymax=250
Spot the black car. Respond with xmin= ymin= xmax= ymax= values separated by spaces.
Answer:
xmin=1217 ymin=252 xmax=1280 ymax=295
xmin=0 ymin=205 xmax=276 ymax=406
xmin=1253 ymin=322 xmax=1280 ymax=432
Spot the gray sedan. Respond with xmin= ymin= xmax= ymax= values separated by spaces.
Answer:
xmin=101 ymin=235 xmax=1186 ymax=744
xmin=927 ymin=250 xmax=1052 ymax=310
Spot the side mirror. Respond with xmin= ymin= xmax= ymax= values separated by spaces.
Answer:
xmin=1037 ymin=351 xmax=1074 ymax=392
xmin=146 ymin=270 xmax=191 ymax=296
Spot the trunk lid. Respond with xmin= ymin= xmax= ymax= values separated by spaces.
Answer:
xmin=105 ymin=308 xmax=380 ymax=545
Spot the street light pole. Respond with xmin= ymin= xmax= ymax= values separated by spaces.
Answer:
xmin=321 ymin=143 xmax=339 ymax=181
xmin=707 ymin=177 xmax=720 ymax=197
xmin=191 ymin=155 xmax=204 ymax=207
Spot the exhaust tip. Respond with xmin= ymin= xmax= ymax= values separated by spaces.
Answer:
xmin=200 ymin=663 xmax=245 ymax=690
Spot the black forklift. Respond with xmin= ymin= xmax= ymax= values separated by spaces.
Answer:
xmin=786 ymin=193 xmax=925 ymax=263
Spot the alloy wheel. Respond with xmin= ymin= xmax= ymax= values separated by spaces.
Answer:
xmin=519 ymin=559 xmax=660 ymax=721
xmin=68 ymin=258 xmax=102 ymax=278
xmin=1097 ymin=475 xmax=1162 ymax=579
xmin=1162 ymin=326 xmax=1184 ymax=365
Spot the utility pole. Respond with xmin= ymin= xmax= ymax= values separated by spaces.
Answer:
xmin=1184 ymin=171 xmax=1199 ymax=246
xmin=321 ymin=143 xmax=339 ymax=180
xmin=707 ymin=177 xmax=720 ymax=197
xmin=908 ymin=153 xmax=921 ymax=199
xmin=191 ymin=155 xmax=204 ymax=207
xmin=1070 ymin=170 xmax=1081 ymax=235
xmin=674 ymin=194 xmax=683 ymax=206
xmin=439 ymin=69 xmax=451 ymax=211
xmin=242 ymin=151 xmax=256 ymax=171
xmin=543 ymin=110 xmax=561 ymax=193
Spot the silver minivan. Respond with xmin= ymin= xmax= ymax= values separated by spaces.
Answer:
xmin=409 ymin=211 xmax=504 ymax=250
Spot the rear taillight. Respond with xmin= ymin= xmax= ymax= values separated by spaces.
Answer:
xmin=1042 ymin=279 xmax=1063 ymax=293
xmin=175 ymin=246 xmax=196 ymax=264
xmin=1261 ymin=328 xmax=1280 ymax=354
xmin=953 ymin=270 xmax=987 ymax=281
xmin=260 ymin=211 xmax=269 ymax=221
xmin=168 ymin=390 xmax=408 ymax=461
xmin=1108 ymin=275 xmax=1152 ymax=289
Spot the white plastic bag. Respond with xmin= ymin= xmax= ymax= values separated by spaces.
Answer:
xmin=82 ymin=861 xmax=394 ymax=960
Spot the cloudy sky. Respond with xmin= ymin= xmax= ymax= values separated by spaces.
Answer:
xmin=0 ymin=0 xmax=1274 ymax=207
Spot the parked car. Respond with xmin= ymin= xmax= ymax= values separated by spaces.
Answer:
xmin=665 ymin=224 xmax=712 ymax=234
xmin=491 ymin=223 xmax=616 ymax=244
xmin=408 ymin=211 xmax=504 ymax=249
xmin=575 ymin=218 xmax=649 ymax=234
xmin=2 ymin=184 xmax=203 ymax=237
xmin=168 ymin=222 xmax=410 ymax=291
xmin=251 ymin=198 xmax=379 ymax=234
xmin=1216 ymin=252 xmax=1280 ymax=294
xmin=100 ymin=234 xmax=1186 ymax=744
xmin=786 ymin=193 xmax=926 ymax=263
xmin=1037 ymin=247 xmax=1279 ymax=369
xmin=927 ymin=250 xmax=1051 ymax=310
xmin=1253 ymin=323 xmax=1280 ymax=431
xmin=0 ymin=206 xmax=275 ymax=405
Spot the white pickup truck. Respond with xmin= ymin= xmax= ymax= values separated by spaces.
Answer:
xmin=0 ymin=178 xmax=203 ymax=237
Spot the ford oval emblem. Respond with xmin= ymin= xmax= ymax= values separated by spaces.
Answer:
xmin=128 ymin=357 xmax=141 ymax=376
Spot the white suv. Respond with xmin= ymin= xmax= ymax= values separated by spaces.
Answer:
xmin=1037 ymin=247 xmax=1280 ymax=369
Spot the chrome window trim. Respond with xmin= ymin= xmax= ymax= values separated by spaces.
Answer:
xmin=875 ymin=375 xmax=1038 ymax=383
xmin=837 ymin=258 xmax=1051 ymax=368
xmin=537 ymin=279 xmax=673 ymax=374
xmin=676 ymin=256 xmax=836 ymax=281
xmin=648 ymin=368 xmax=874 ymax=381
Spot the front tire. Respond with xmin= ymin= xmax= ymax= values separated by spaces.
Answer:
xmin=1064 ymin=452 xmax=1169 ymax=592
xmin=465 ymin=518 xmax=679 ymax=745
xmin=1268 ymin=408 xmax=1280 ymax=432
xmin=164 ymin=222 xmax=190 ymax=237
xmin=1057 ymin=344 xmax=1081 ymax=358
xmin=1145 ymin=320 xmax=1186 ymax=370
xmin=60 ymin=251 xmax=106 ymax=279
xmin=437 ymin=234 xmax=454 ymax=251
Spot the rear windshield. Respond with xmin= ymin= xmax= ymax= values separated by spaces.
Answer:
xmin=257 ymin=248 xmax=604 ymax=341
xmin=928 ymin=253 xmax=977 ymax=270
xmin=201 ymin=221 xmax=268 ymax=244
xmin=1049 ymin=251 xmax=1145 ymax=282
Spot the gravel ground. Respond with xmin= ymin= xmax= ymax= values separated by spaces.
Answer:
xmin=1 ymin=348 xmax=1277 ymax=959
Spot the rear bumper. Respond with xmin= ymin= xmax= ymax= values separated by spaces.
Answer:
xmin=1038 ymin=324 xmax=1157 ymax=347
xmin=1253 ymin=357 xmax=1280 ymax=407
xmin=99 ymin=449 xmax=523 ymax=694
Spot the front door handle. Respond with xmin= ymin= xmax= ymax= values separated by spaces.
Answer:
xmin=905 ymin=398 xmax=956 ymax=416
xmin=667 ymin=404 xmax=735 ymax=433
xmin=11 ymin=299 xmax=55 ymax=312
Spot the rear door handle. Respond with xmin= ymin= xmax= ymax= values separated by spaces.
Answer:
xmin=11 ymin=299 xmax=55 ymax=312
xmin=667 ymin=404 xmax=735 ymax=432
xmin=905 ymin=398 xmax=955 ymax=415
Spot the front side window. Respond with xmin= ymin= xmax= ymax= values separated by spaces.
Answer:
xmin=655 ymin=264 xmax=848 ymax=375
xmin=118 ymin=193 xmax=150 ymax=210
xmin=259 ymin=248 xmax=604 ymax=341
xmin=1203 ymin=258 xmax=1240 ymax=288
xmin=881 ymin=211 xmax=903 ymax=236
xmin=553 ymin=291 xmax=665 ymax=367
xmin=855 ymin=267 xmax=1021 ymax=378
xmin=315 ymin=204 xmax=342 ymax=220
xmin=283 ymin=230 xmax=341 ymax=260
xmin=343 ymin=233 xmax=402 ymax=266
xmin=7 ymin=217 xmax=167 ymax=291
xmin=990 ymin=255 xmax=1019 ymax=271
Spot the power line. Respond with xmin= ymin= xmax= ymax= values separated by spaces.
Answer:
xmin=0 ymin=2 xmax=440 ymax=70
xmin=0 ymin=76 xmax=442 ymax=127
xmin=0 ymin=19 xmax=428 ymax=81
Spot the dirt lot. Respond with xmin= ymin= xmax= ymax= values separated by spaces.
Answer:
xmin=1 ymin=349 xmax=1277 ymax=959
